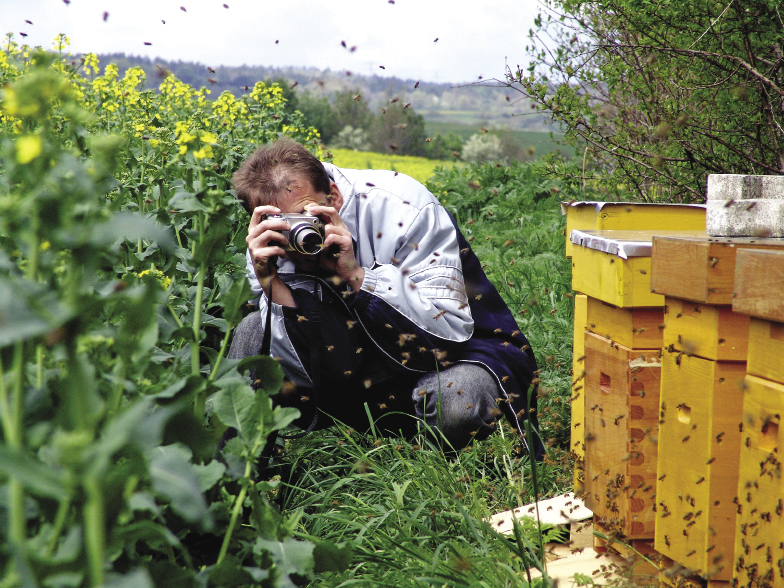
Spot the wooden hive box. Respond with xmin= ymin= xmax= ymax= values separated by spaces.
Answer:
xmin=571 ymin=230 xmax=705 ymax=308
xmin=732 ymin=375 xmax=784 ymax=588
xmin=586 ymin=296 xmax=664 ymax=350
xmin=572 ymin=294 xmax=588 ymax=492
xmin=583 ymin=332 xmax=661 ymax=539
xmin=730 ymin=248 xmax=784 ymax=587
xmin=746 ymin=317 xmax=784 ymax=384
xmin=654 ymin=350 xmax=746 ymax=582
xmin=561 ymin=202 xmax=706 ymax=258
xmin=651 ymin=235 xmax=784 ymax=305
xmin=662 ymin=298 xmax=749 ymax=362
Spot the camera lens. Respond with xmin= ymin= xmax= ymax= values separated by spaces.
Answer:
xmin=290 ymin=224 xmax=323 ymax=255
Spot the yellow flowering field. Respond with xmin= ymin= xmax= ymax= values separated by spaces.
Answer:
xmin=329 ymin=148 xmax=459 ymax=183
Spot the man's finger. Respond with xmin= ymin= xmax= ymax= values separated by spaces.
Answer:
xmin=249 ymin=205 xmax=281 ymax=229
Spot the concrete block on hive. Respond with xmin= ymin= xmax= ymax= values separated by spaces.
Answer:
xmin=706 ymin=174 xmax=784 ymax=237
xmin=583 ymin=332 xmax=661 ymax=539
xmin=573 ymin=294 xmax=588 ymax=492
xmin=654 ymin=351 xmax=745 ymax=582
xmin=662 ymin=298 xmax=749 ymax=362
xmin=733 ymin=248 xmax=784 ymax=323
xmin=587 ymin=297 xmax=664 ymax=350
xmin=747 ymin=318 xmax=784 ymax=384
xmin=733 ymin=375 xmax=784 ymax=588
xmin=561 ymin=201 xmax=706 ymax=258
xmin=651 ymin=235 xmax=784 ymax=305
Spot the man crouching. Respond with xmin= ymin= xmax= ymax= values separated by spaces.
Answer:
xmin=229 ymin=138 xmax=542 ymax=455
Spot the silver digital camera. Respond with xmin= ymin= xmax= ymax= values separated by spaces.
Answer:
xmin=266 ymin=213 xmax=325 ymax=256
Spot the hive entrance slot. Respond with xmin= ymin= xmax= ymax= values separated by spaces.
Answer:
xmin=677 ymin=405 xmax=691 ymax=424
xmin=770 ymin=322 xmax=784 ymax=342
xmin=760 ymin=416 xmax=780 ymax=453
xmin=600 ymin=372 xmax=611 ymax=394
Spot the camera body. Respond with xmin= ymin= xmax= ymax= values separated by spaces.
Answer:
xmin=266 ymin=213 xmax=325 ymax=256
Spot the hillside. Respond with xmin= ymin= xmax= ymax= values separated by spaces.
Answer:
xmin=95 ymin=53 xmax=554 ymax=132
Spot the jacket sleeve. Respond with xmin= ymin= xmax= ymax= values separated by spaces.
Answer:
xmin=347 ymin=201 xmax=474 ymax=371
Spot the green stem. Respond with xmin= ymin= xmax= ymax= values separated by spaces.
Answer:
xmin=108 ymin=359 xmax=127 ymax=417
xmin=83 ymin=475 xmax=105 ymax=588
xmin=8 ymin=342 xmax=27 ymax=547
xmin=217 ymin=461 xmax=252 ymax=565
xmin=191 ymin=265 xmax=205 ymax=376
xmin=46 ymin=493 xmax=73 ymax=557
xmin=208 ymin=329 xmax=232 ymax=383
xmin=36 ymin=344 xmax=43 ymax=390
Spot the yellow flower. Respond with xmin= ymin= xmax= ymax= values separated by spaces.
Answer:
xmin=16 ymin=134 xmax=43 ymax=164
xmin=200 ymin=131 xmax=217 ymax=144
xmin=193 ymin=145 xmax=213 ymax=159
xmin=138 ymin=268 xmax=172 ymax=290
xmin=148 ymin=138 xmax=160 ymax=148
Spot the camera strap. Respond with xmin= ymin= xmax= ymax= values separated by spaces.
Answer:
xmin=256 ymin=265 xmax=322 ymax=479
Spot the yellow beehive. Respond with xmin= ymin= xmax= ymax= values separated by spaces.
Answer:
xmin=747 ymin=318 xmax=784 ymax=384
xmin=562 ymin=202 xmax=706 ymax=258
xmin=662 ymin=298 xmax=749 ymax=362
xmin=583 ymin=332 xmax=661 ymax=539
xmin=654 ymin=350 xmax=746 ymax=581
xmin=572 ymin=230 xmax=709 ymax=308
xmin=586 ymin=297 xmax=664 ymax=350
xmin=733 ymin=248 xmax=784 ymax=322
xmin=572 ymin=294 xmax=588 ymax=492
xmin=732 ymin=375 xmax=784 ymax=588
xmin=652 ymin=235 xmax=784 ymax=305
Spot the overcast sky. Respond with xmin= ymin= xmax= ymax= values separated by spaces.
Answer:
xmin=2 ymin=0 xmax=542 ymax=84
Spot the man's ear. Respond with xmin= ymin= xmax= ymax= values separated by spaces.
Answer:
xmin=329 ymin=181 xmax=344 ymax=212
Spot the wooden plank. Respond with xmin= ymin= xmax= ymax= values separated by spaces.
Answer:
xmin=573 ymin=294 xmax=588 ymax=492
xmin=563 ymin=202 xmax=706 ymax=258
xmin=587 ymin=297 xmax=664 ymax=350
xmin=733 ymin=375 xmax=784 ymax=588
xmin=572 ymin=246 xmax=663 ymax=308
xmin=651 ymin=235 xmax=784 ymax=304
xmin=663 ymin=298 xmax=749 ymax=362
xmin=747 ymin=318 xmax=784 ymax=384
xmin=654 ymin=352 xmax=745 ymax=582
xmin=733 ymin=248 xmax=784 ymax=322
xmin=583 ymin=332 xmax=661 ymax=539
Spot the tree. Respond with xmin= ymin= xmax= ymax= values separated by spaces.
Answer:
xmin=297 ymin=91 xmax=341 ymax=144
xmin=369 ymin=101 xmax=427 ymax=156
xmin=503 ymin=0 xmax=784 ymax=202
xmin=331 ymin=88 xmax=374 ymax=137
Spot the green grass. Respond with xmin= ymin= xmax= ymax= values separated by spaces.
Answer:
xmin=329 ymin=148 xmax=461 ymax=184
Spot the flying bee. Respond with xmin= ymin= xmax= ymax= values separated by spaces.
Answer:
xmin=207 ymin=66 xmax=216 ymax=73
xmin=414 ymin=81 xmax=420 ymax=88
xmin=354 ymin=94 xmax=361 ymax=101
xmin=404 ymin=102 xmax=411 ymax=109
xmin=346 ymin=320 xmax=357 ymax=329
xmin=379 ymin=65 xmax=385 ymax=69
xmin=433 ymin=310 xmax=447 ymax=320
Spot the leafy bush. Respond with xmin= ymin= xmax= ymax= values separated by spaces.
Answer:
xmin=462 ymin=133 xmax=504 ymax=163
xmin=331 ymin=125 xmax=371 ymax=151
xmin=0 ymin=39 xmax=347 ymax=587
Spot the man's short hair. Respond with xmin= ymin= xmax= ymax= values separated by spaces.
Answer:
xmin=232 ymin=138 xmax=331 ymax=212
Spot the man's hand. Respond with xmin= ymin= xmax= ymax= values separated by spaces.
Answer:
xmin=306 ymin=203 xmax=365 ymax=291
xmin=246 ymin=206 xmax=296 ymax=306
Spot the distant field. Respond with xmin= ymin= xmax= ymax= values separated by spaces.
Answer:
xmin=329 ymin=148 xmax=459 ymax=183
xmin=425 ymin=121 xmax=575 ymax=159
